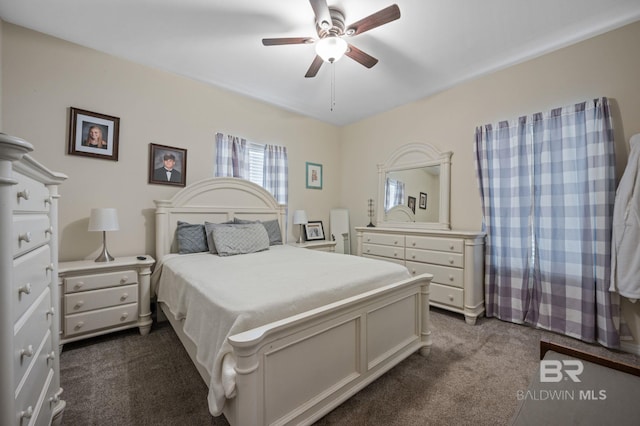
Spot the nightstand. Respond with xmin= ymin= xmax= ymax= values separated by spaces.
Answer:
xmin=58 ymin=256 xmax=155 ymax=344
xmin=290 ymin=240 xmax=337 ymax=252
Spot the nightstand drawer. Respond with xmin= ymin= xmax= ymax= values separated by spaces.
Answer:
xmin=65 ymin=303 xmax=138 ymax=337
xmin=362 ymin=243 xmax=404 ymax=260
xmin=405 ymin=248 xmax=463 ymax=268
xmin=13 ymin=172 xmax=53 ymax=213
xmin=406 ymin=236 xmax=463 ymax=253
xmin=406 ymin=261 xmax=464 ymax=288
xmin=13 ymin=245 xmax=52 ymax=323
xmin=430 ymin=282 xmax=464 ymax=308
xmin=65 ymin=269 xmax=138 ymax=293
xmin=65 ymin=284 xmax=138 ymax=313
xmin=361 ymin=232 xmax=404 ymax=247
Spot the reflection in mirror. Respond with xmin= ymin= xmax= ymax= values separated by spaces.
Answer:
xmin=376 ymin=143 xmax=452 ymax=230
xmin=384 ymin=166 xmax=440 ymax=222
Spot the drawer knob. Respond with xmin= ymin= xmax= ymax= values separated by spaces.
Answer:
xmin=49 ymin=388 xmax=63 ymax=404
xmin=20 ymin=345 xmax=34 ymax=358
xmin=411 ymin=269 xmax=416 ymax=275
xmin=394 ymin=240 xmax=398 ymax=245
xmin=45 ymin=195 xmax=53 ymax=205
xmin=18 ymin=283 xmax=32 ymax=295
xmin=121 ymin=312 xmax=129 ymax=321
xmin=412 ymin=254 xmax=416 ymax=259
xmin=18 ymin=232 xmax=32 ymax=244
xmin=449 ymin=275 xmax=454 ymax=281
xmin=449 ymin=258 xmax=454 ymax=264
xmin=45 ymin=226 xmax=54 ymax=235
xmin=46 ymin=263 xmax=54 ymax=273
xmin=46 ymin=351 xmax=56 ymax=362
xmin=75 ymin=321 xmax=85 ymax=330
xmin=121 ymin=276 xmax=129 ymax=284
xmin=450 ymin=244 xmax=455 ymax=250
xmin=46 ymin=307 xmax=55 ymax=317
xmin=74 ymin=282 xmax=84 ymax=290
xmin=19 ymin=406 xmax=34 ymax=419
xmin=449 ymin=294 xmax=454 ymax=301
xmin=121 ymin=293 xmax=129 ymax=301
xmin=17 ymin=189 xmax=30 ymax=200
xmin=74 ymin=301 xmax=84 ymax=309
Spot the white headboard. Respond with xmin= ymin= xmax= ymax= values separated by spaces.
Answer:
xmin=384 ymin=205 xmax=416 ymax=222
xmin=154 ymin=177 xmax=287 ymax=260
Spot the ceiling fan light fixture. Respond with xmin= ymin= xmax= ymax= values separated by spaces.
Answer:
xmin=315 ymin=36 xmax=348 ymax=63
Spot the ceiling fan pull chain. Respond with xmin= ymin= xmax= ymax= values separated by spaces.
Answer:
xmin=331 ymin=62 xmax=336 ymax=112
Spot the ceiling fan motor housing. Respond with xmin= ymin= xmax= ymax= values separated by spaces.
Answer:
xmin=317 ymin=8 xmax=345 ymax=38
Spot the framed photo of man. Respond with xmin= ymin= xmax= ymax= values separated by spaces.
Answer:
xmin=148 ymin=143 xmax=187 ymax=187
xmin=68 ymin=107 xmax=120 ymax=161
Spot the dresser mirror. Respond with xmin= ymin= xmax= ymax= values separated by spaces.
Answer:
xmin=377 ymin=143 xmax=452 ymax=230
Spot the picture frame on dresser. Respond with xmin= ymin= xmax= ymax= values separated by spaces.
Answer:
xmin=304 ymin=220 xmax=325 ymax=241
xmin=68 ymin=107 xmax=120 ymax=161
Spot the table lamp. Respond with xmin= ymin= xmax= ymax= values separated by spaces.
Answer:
xmin=88 ymin=208 xmax=119 ymax=262
xmin=293 ymin=210 xmax=308 ymax=244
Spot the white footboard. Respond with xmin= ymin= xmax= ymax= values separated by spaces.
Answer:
xmin=224 ymin=273 xmax=432 ymax=426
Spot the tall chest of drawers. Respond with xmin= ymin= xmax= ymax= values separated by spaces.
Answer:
xmin=356 ymin=227 xmax=485 ymax=324
xmin=1 ymin=133 xmax=67 ymax=426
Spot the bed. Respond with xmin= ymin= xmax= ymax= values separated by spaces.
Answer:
xmin=152 ymin=177 xmax=433 ymax=425
xmin=510 ymin=340 xmax=640 ymax=425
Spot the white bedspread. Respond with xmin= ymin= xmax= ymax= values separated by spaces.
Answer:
xmin=153 ymin=245 xmax=411 ymax=416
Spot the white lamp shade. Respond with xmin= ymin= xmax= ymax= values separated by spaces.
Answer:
xmin=88 ymin=208 xmax=120 ymax=232
xmin=293 ymin=210 xmax=308 ymax=225
xmin=315 ymin=36 xmax=348 ymax=63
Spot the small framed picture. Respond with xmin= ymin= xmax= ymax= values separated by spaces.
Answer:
xmin=419 ymin=192 xmax=427 ymax=209
xmin=304 ymin=221 xmax=325 ymax=241
xmin=68 ymin=107 xmax=120 ymax=161
xmin=306 ymin=162 xmax=323 ymax=189
xmin=408 ymin=196 xmax=416 ymax=214
xmin=148 ymin=143 xmax=187 ymax=187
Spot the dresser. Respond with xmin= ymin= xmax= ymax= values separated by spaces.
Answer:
xmin=1 ymin=133 xmax=67 ymax=426
xmin=356 ymin=227 xmax=485 ymax=324
xmin=58 ymin=256 xmax=155 ymax=344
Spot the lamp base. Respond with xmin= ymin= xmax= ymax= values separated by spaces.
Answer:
xmin=94 ymin=231 xmax=115 ymax=262
xmin=297 ymin=224 xmax=305 ymax=244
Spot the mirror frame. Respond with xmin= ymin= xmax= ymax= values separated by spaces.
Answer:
xmin=376 ymin=143 xmax=452 ymax=230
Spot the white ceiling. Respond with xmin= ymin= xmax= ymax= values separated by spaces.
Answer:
xmin=1 ymin=0 xmax=640 ymax=126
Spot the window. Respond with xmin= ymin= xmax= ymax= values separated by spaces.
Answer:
xmin=246 ymin=142 xmax=265 ymax=187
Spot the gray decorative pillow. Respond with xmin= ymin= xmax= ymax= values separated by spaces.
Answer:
xmin=234 ymin=218 xmax=282 ymax=245
xmin=204 ymin=221 xmax=234 ymax=254
xmin=212 ymin=223 xmax=270 ymax=256
xmin=176 ymin=221 xmax=208 ymax=254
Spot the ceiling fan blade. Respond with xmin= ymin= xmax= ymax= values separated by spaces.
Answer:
xmin=345 ymin=4 xmax=401 ymax=36
xmin=345 ymin=44 xmax=378 ymax=68
xmin=305 ymin=55 xmax=324 ymax=78
xmin=262 ymin=37 xmax=314 ymax=46
xmin=309 ymin=0 xmax=332 ymax=30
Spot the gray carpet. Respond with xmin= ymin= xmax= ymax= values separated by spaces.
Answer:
xmin=59 ymin=308 xmax=639 ymax=426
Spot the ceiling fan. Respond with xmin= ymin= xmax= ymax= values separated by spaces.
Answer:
xmin=262 ymin=0 xmax=400 ymax=78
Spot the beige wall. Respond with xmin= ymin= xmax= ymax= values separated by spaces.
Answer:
xmin=340 ymin=21 xmax=640 ymax=345
xmin=1 ymin=23 xmax=341 ymax=261
xmin=3 ymin=21 xmax=639 ymax=346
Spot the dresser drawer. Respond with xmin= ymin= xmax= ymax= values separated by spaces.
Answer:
xmin=430 ymin=282 xmax=464 ymax=308
xmin=361 ymin=232 xmax=404 ymax=247
xmin=405 ymin=248 xmax=463 ymax=268
xmin=362 ymin=253 xmax=406 ymax=266
xmin=406 ymin=261 xmax=464 ymax=288
xmin=362 ymin=243 xmax=405 ymax=261
xmin=65 ymin=284 xmax=138 ymax=314
xmin=12 ymin=172 xmax=52 ymax=213
xmin=406 ymin=235 xmax=463 ymax=253
xmin=14 ymin=289 xmax=53 ymax=387
xmin=64 ymin=269 xmax=138 ymax=293
xmin=15 ymin=330 xmax=54 ymax=426
xmin=13 ymin=245 xmax=53 ymax=323
xmin=65 ymin=303 xmax=138 ymax=337
xmin=13 ymin=214 xmax=52 ymax=257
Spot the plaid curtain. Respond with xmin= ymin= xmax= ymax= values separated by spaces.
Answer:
xmin=475 ymin=97 xmax=620 ymax=348
xmin=263 ymin=144 xmax=288 ymax=205
xmin=214 ymin=133 xmax=248 ymax=178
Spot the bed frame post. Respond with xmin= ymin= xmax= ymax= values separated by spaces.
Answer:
xmin=227 ymin=349 xmax=262 ymax=425
xmin=420 ymin=280 xmax=432 ymax=357
xmin=154 ymin=201 xmax=170 ymax=261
